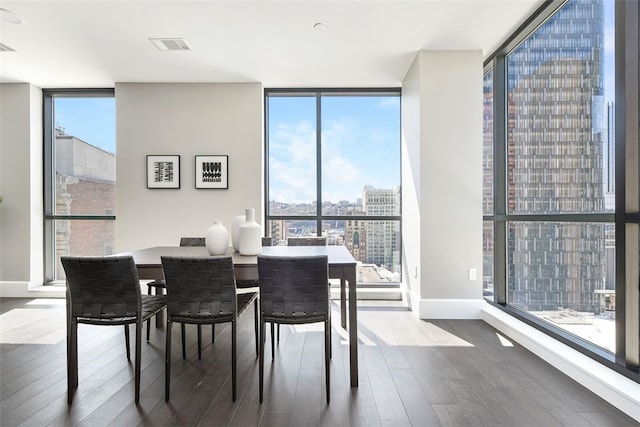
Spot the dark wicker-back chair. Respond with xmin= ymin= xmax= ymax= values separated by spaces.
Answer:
xmin=179 ymin=237 xmax=206 ymax=246
xmin=146 ymin=237 xmax=206 ymax=350
xmin=62 ymin=256 xmax=167 ymax=405
xmin=257 ymin=255 xmax=331 ymax=404
xmin=287 ymin=236 xmax=327 ymax=246
xmin=161 ymin=256 xmax=259 ymax=402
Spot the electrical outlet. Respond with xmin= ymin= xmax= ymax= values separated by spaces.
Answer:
xmin=468 ymin=268 xmax=477 ymax=281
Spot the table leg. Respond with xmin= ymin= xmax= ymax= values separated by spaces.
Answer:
xmin=341 ymin=278 xmax=347 ymax=329
xmin=346 ymin=266 xmax=358 ymax=387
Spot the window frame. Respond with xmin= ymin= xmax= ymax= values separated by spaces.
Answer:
xmin=264 ymin=88 xmax=402 ymax=286
xmin=43 ymin=88 xmax=116 ymax=284
xmin=484 ymin=0 xmax=640 ymax=380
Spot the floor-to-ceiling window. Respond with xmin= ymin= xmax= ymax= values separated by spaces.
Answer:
xmin=43 ymin=89 xmax=115 ymax=283
xmin=483 ymin=70 xmax=495 ymax=301
xmin=265 ymin=89 xmax=401 ymax=285
xmin=484 ymin=0 xmax=640 ymax=372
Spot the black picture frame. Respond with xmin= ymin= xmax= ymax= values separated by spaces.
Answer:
xmin=146 ymin=155 xmax=180 ymax=189
xmin=195 ymin=155 xmax=228 ymax=189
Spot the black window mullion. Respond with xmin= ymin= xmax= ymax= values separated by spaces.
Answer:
xmin=316 ymin=94 xmax=322 ymax=236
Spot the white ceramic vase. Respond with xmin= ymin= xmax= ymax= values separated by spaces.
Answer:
xmin=231 ymin=214 xmax=245 ymax=252
xmin=205 ymin=221 xmax=229 ymax=255
xmin=238 ymin=208 xmax=261 ymax=255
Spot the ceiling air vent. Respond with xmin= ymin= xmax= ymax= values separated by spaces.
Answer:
xmin=148 ymin=38 xmax=190 ymax=51
xmin=0 ymin=42 xmax=15 ymax=52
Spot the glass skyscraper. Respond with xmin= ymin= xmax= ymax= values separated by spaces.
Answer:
xmin=506 ymin=0 xmax=607 ymax=313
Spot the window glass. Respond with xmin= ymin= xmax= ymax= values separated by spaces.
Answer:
xmin=46 ymin=94 xmax=115 ymax=282
xmin=483 ymin=71 xmax=495 ymax=302
xmin=267 ymin=96 xmax=317 ymax=215
xmin=483 ymin=71 xmax=494 ymax=216
xmin=503 ymin=0 xmax=615 ymax=352
xmin=483 ymin=221 xmax=494 ymax=301
xmin=506 ymin=0 xmax=614 ymax=215
xmin=508 ymin=221 xmax=615 ymax=352
xmin=265 ymin=91 xmax=401 ymax=284
xmin=320 ymin=96 xmax=400 ymax=216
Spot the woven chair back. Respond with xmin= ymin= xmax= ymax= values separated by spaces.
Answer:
xmin=258 ymin=255 xmax=329 ymax=321
xmin=179 ymin=237 xmax=206 ymax=247
xmin=287 ymin=236 xmax=327 ymax=246
xmin=61 ymin=256 xmax=142 ymax=320
xmin=161 ymin=256 xmax=237 ymax=320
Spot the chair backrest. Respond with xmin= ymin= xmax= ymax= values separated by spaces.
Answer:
xmin=61 ymin=256 xmax=141 ymax=319
xmin=180 ymin=237 xmax=206 ymax=247
xmin=287 ymin=236 xmax=327 ymax=246
xmin=257 ymin=255 xmax=329 ymax=320
xmin=161 ymin=256 xmax=237 ymax=318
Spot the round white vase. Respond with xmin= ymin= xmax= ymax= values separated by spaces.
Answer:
xmin=231 ymin=214 xmax=245 ymax=252
xmin=205 ymin=221 xmax=229 ymax=255
xmin=238 ymin=208 xmax=261 ymax=256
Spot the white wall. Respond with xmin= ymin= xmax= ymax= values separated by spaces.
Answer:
xmin=115 ymin=83 xmax=264 ymax=252
xmin=0 ymin=83 xmax=45 ymax=296
xmin=401 ymin=51 xmax=484 ymax=319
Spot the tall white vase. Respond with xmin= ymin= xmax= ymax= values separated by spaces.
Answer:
xmin=238 ymin=208 xmax=261 ymax=255
xmin=205 ymin=221 xmax=229 ymax=255
xmin=231 ymin=214 xmax=245 ymax=252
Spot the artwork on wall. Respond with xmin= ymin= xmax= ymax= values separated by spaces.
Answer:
xmin=146 ymin=155 xmax=180 ymax=189
xmin=195 ymin=155 xmax=228 ymax=189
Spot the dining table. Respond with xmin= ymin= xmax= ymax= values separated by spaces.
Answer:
xmin=117 ymin=244 xmax=359 ymax=388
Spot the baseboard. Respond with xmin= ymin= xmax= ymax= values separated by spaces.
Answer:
xmin=330 ymin=287 xmax=402 ymax=300
xmin=0 ymin=281 xmax=65 ymax=298
xmin=482 ymin=303 xmax=640 ymax=422
xmin=416 ymin=297 xmax=485 ymax=319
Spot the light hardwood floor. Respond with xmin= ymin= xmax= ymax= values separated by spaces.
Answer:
xmin=0 ymin=297 xmax=637 ymax=426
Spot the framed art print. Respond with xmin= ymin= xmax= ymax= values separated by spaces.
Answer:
xmin=146 ymin=155 xmax=180 ymax=189
xmin=195 ymin=155 xmax=228 ymax=189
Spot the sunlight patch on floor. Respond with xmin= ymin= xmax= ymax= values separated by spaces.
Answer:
xmin=358 ymin=311 xmax=476 ymax=347
xmin=496 ymin=332 xmax=514 ymax=347
xmin=0 ymin=307 xmax=66 ymax=344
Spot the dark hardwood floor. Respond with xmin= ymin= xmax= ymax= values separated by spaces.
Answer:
xmin=0 ymin=297 xmax=637 ymax=426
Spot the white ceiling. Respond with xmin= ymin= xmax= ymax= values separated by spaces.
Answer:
xmin=0 ymin=0 xmax=543 ymax=88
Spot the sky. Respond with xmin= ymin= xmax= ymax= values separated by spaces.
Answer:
xmin=54 ymin=97 xmax=116 ymax=153
xmin=267 ymin=95 xmax=401 ymax=204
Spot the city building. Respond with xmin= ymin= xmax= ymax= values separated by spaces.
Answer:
xmin=356 ymin=185 xmax=400 ymax=271
xmin=54 ymin=128 xmax=116 ymax=278
xmin=506 ymin=0 xmax=607 ymax=313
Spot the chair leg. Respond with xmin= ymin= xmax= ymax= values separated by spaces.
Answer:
xmin=197 ymin=325 xmax=202 ymax=360
xmin=271 ymin=323 xmax=275 ymax=360
xmin=328 ymin=305 xmax=332 ymax=359
xmin=135 ymin=322 xmax=142 ymax=404
xmin=146 ymin=318 xmax=151 ymax=341
xmin=259 ymin=320 xmax=265 ymax=404
xmin=212 ymin=323 xmax=215 ymax=343
xmin=325 ymin=317 xmax=330 ymax=404
xmin=232 ymin=319 xmax=237 ymax=401
xmin=124 ymin=324 xmax=131 ymax=361
xmin=67 ymin=318 xmax=78 ymax=404
xmin=277 ymin=324 xmax=280 ymax=342
xmin=341 ymin=278 xmax=347 ymax=329
xmin=165 ymin=319 xmax=172 ymax=401
xmin=254 ymin=299 xmax=259 ymax=357
xmin=181 ymin=323 xmax=186 ymax=359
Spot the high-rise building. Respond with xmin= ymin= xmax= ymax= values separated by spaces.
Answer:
xmin=506 ymin=0 xmax=606 ymax=313
xmin=359 ymin=185 xmax=401 ymax=271
xmin=344 ymin=211 xmax=367 ymax=263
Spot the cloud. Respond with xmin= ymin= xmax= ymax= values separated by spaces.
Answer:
xmin=269 ymin=120 xmax=318 ymax=203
